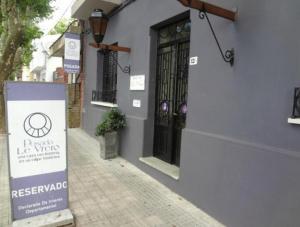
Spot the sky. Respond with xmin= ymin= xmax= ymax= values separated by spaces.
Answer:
xmin=38 ymin=0 xmax=74 ymax=34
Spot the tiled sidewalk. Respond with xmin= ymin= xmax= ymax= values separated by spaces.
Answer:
xmin=0 ymin=129 xmax=225 ymax=227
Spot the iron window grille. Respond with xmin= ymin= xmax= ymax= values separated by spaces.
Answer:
xmin=93 ymin=49 xmax=118 ymax=103
xmin=291 ymin=87 xmax=300 ymax=118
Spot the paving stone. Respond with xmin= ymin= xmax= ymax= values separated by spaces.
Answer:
xmin=0 ymin=129 xmax=225 ymax=227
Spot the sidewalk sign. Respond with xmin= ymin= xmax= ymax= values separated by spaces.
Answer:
xmin=4 ymin=82 xmax=68 ymax=221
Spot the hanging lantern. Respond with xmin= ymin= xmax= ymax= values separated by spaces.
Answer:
xmin=89 ymin=9 xmax=108 ymax=44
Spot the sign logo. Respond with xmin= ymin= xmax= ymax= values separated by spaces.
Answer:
xmin=23 ymin=113 xmax=52 ymax=138
xmin=68 ymin=40 xmax=76 ymax=49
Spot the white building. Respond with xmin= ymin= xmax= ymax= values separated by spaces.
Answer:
xmin=30 ymin=35 xmax=63 ymax=82
xmin=21 ymin=66 xmax=33 ymax=81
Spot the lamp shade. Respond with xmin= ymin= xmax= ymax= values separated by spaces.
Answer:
xmin=89 ymin=9 xmax=108 ymax=44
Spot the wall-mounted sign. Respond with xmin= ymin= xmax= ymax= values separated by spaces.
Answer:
xmin=5 ymin=82 xmax=68 ymax=221
xmin=64 ymin=32 xmax=80 ymax=74
xmin=189 ymin=56 xmax=198 ymax=65
xmin=133 ymin=99 xmax=141 ymax=108
xmin=130 ymin=75 xmax=145 ymax=91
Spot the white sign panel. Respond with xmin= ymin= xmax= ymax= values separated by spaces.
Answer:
xmin=130 ymin=75 xmax=145 ymax=91
xmin=189 ymin=56 xmax=198 ymax=65
xmin=64 ymin=34 xmax=80 ymax=61
xmin=7 ymin=100 xmax=66 ymax=178
xmin=133 ymin=99 xmax=141 ymax=108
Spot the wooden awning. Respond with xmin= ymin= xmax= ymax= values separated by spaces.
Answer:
xmin=89 ymin=43 xmax=131 ymax=53
xmin=178 ymin=0 xmax=236 ymax=21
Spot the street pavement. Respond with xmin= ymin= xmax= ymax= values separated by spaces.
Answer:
xmin=0 ymin=129 xmax=225 ymax=227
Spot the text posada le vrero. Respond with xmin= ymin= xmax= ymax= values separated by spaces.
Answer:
xmin=12 ymin=181 xmax=67 ymax=199
xmin=18 ymin=139 xmax=60 ymax=154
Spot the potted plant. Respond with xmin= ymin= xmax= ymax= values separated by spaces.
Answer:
xmin=95 ymin=108 xmax=126 ymax=159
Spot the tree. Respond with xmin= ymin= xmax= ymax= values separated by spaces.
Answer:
xmin=0 ymin=0 xmax=53 ymax=132
xmin=49 ymin=18 xmax=74 ymax=35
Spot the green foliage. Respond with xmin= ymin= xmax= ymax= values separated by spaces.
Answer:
xmin=95 ymin=108 xmax=126 ymax=136
xmin=17 ymin=2 xmax=51 ymax=66
xmin=16 ymin=0 xmax=54 ymax=21
xmin=0 ymin=11 xmax=3 ymax=35
xmin=21 ymin=24 xmax=43 ymax=66
xmin=8 ymin=74 xmax=16 ymax=81
xmin=49 ymin=18 xmax=74 ymax=35
xmin=0 ymin=0 xmax=54 ymax=79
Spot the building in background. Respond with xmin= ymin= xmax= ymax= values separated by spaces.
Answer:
xmin=30 ymin=35 xmax=62 ymax=82
xmin=21 ymin=66 xmax=34 ymax=81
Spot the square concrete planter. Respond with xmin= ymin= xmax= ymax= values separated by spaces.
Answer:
xmin=98 ymin=131 xmax=119 ymax=159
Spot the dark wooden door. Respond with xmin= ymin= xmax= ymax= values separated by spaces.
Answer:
xmin=153 ymin=19 xmax=190 ymax=166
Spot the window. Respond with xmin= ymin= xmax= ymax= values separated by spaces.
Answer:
xmin=102 ymin=50 xmax=117 ymax=103
xmin=291 ymin=87 xmax=300 ymax=118
xmin=92 ymin=49 xmax=118 ymax=103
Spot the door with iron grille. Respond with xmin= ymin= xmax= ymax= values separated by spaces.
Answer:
xmin=153 ymin=19 xmax=190 ymax=166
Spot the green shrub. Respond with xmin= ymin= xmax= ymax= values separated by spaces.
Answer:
xmin=95 ymin=108 xmax=126 ymax=136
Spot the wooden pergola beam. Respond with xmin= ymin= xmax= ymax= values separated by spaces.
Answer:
xmin=178 ymin=0 xmax=236 ymax=21
xmin=89 ymin=43 xmax=131 ymax=53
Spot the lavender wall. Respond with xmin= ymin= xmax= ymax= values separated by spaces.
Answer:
xmin=81 ymin=0 xmax=300 ymax=226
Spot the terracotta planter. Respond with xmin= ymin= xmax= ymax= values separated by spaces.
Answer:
xmin=98 ymin=131 xmax=119 ymax=159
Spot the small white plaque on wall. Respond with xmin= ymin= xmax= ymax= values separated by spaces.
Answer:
xmin=130 ymin=75 xmax=145 ymax=91
xmin=189 ymin=56 xmax=198 ymax=65
xmin=133 ymin=99 xmax=141 ymax=108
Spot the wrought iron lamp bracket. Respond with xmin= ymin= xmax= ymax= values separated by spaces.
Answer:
xmin=117 ymin=62 xmax=131 ymax=75
xmin=198 ymin=10 xmax=234 ymax=66
xmin=102 ymin=49 xmax=131 ymax=75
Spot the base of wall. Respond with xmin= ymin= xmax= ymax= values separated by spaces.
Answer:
xmin=139 ymin=157 xmax=180 ymax=180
